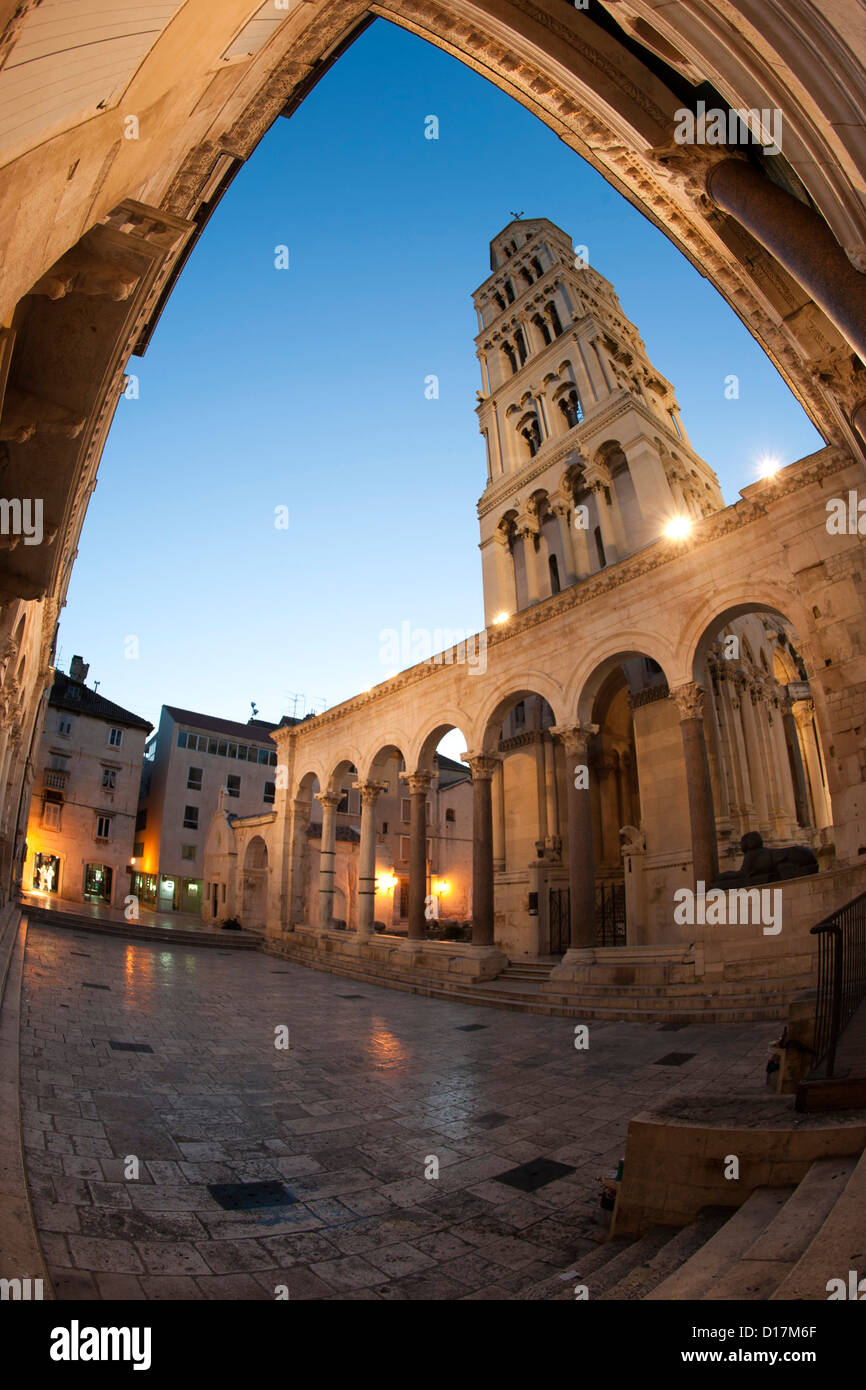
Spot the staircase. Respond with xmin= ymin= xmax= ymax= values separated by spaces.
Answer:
xmin=272 ymin=937 xmax=805 ymax=1023
xmin=512 ymin=1151 xmax=864 ymax=1300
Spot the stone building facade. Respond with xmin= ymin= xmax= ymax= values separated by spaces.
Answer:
xmin=0 ymin=3 xmax=864 ymax=1002
xmin=134 ymin=705 xmax=286 ymax=914
xmin=22 ymin=657 xmax=152 ymax=910
xmin=202 ymin=221 xmax=860 ymax=993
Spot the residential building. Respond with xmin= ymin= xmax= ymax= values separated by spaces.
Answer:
xmin=23 ymin=656 xmax=152 ymax=909
xmin=134 ymin=705 xmax=289 ymax=914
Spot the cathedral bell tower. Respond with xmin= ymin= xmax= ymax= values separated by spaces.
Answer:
xmin=473 ymin=218 xmax=725 ymax=624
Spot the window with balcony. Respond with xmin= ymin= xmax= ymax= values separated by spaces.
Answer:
xmin=101 ymin=766 xmax=117 ymax=790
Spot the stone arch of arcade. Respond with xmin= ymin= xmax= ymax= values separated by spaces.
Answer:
xmin=3 ymin=3 xmax=866 ymax=911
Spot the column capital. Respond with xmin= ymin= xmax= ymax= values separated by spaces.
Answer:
xmin=315 ymin=790 xmax=343 ymax=810
xmin=352 ymin=780 xmax=388 ymax=806
xmin=670 ymin=682 xmax=706 ymax=721
xmin=550 ymin=723 xmax=598 ymax=757
xmin=582 ymin=462 xmax=611 ymax=493
xmin=463 ymin=751 xmax=501 ymax=780
xmin=401 ymin=771 xmax=433 ymax=795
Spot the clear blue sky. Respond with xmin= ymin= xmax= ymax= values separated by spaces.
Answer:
xmin=56 ymin=18 xmax=823 ymax=735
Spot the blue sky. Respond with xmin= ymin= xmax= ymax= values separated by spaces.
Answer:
xmin=57 ymin=18 xmax=823 ymax=736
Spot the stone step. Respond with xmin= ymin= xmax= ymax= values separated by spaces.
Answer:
xmin=513 ymin=1236 xmax=634 ymax=1301
xmin=771 ymin=1146 xmax=866 ymax=1300
xmin=584 ymin=1224 xmax=678 ymax=1297
xmin=274 ymin=946 xmax=790 ymax=1021
xmin=541 ymin=975 xmax=813 ymax=1000
xmin=600 ymin=1210 xmax=731 ymax=1301
xmin=646 ymin=1187 xmax=795 ymax=1300
xmin=703 ymin=1156 xmax=858 ymax=1301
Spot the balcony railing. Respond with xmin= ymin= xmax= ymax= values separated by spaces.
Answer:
xmin=810 ymin=891 xmax=866 ymax=1077
xmin=44 ymin=768 xmax=68 ymax=789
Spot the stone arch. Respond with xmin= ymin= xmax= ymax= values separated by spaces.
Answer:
xmin=362 ymin=734 xmax=410 ymax=783
xmin=569 ymin=639 xmax=675 ymax=725
xmin=293 ymin=765 xmax=323 ymax=803
xmin=477 ymin=676 xmax=567 ymax=752
xmin=686 ymin=595 xmax=835 ymax=842
xmin=324 ymin=752 xmax=362 ymax=795
xmin=241 ymin=834 xmax=268 ymax=929
xmin=681 ymin=588 xmax=815 ymax=688
xmin=409 ymin=713 xmax=472 ymax=775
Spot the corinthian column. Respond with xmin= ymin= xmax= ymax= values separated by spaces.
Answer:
xmin=465 ymin=753 xmax=500 ymax=945
xmin=403 ymin=771 xmax=432 ymax=940
xmin=671 ymin=683 xmax=718 ymax=887
xmin=353 ymin=781 xmax=387 ymax=937
xmin=314 ymin=790 xmax=342 ymax=929
xmin=551 ymin=723 xmax=599 ymax=948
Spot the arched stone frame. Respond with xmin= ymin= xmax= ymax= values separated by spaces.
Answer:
xmin=241 ymin=833 xmax=269 ymax=929
xmin=408 ymin=713 xmax=473 ymax=776
xmin=470 ymin=678 xmax=568 ymax=951
xmin=0 ymin=0 xmax=863 ymax=468
xmin=685 ymin=592 xmax=835 ymax=847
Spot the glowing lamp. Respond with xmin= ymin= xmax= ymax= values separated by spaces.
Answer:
xmin=433 ymin=878 xmax=450 ymax=896
xmin=377 ymin=873 xmax=398 ymax=892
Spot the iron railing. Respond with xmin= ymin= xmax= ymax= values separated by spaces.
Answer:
xmin=810 ymin=891 xmax=866 ymax=1077
xmin=596 ymin=880 xmax=627 ymax=948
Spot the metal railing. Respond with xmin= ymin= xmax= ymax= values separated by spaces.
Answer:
xmin=810 ymin=890 xmax=866 ymax=1077
xmin=596 ymin=880 xmax=627 ymax=948
xmin=43 ymin=767 xmax=68 ymax=788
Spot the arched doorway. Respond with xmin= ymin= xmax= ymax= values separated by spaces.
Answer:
xmin=241 ymin=835 xmax=268 ymax=929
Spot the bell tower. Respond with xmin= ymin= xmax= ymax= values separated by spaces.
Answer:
xmin=473 ymin=218 xmax=724 ymax=624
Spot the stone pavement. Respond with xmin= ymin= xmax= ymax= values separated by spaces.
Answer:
xmin=19 ymin=923 xmax=776 ymax=1300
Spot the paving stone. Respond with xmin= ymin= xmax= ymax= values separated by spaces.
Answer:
xmin=19 ymin=923 xmax=776 ymax=1302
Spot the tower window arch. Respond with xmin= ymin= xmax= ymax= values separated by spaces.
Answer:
xmin=502 ymin=342 xmax=518 ymax=375
xmin=493 ymin=291 xmax=506 ymax=311
xmin=557 ymin=387 xmax=583 ymax=429
xmin=531 ymin=256 xmax=544 ymax=279
xmin=549 ymin=554 xmax=561 ymax=594
xmin=520 ymin=416 xmax=543 ymax=458
xmin=519 ymin=266 xmax=533 ymax=289
xmin=504 ymin=279 xmax=515 ymax=304
xmin=514 ymin=327 xmax=528 ymax=365
xmin=547 ymin=300 xmax=563 ymax=336
xmin=532 ymin=313 xmax=551 ymax=346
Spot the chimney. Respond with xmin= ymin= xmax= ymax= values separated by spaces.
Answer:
xmin=69 ymin=655 xmax=89 ymax=685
